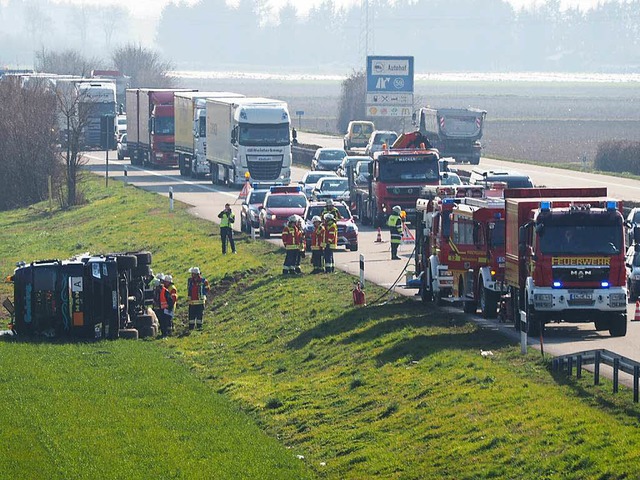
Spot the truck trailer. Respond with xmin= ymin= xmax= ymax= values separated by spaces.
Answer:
xmin=175 ymin=91 xmax=244 ymax=178
xmin=415 ymin=107 xmax=486 ymax=165
xmin=126 ymin=88 xmax=195 ymax=168
xmin=206 ymin=97 xmax=292 ymax=185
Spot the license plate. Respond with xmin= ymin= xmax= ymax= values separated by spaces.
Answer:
xmin=570 ymin=292 xmax=592 ymax=300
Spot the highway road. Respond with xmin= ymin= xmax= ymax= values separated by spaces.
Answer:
xmin=84 ymin=140 xmax=640 ymax=383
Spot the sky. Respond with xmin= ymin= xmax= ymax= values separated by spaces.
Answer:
xmin=49 ymin=0 xmax=614 ymax=19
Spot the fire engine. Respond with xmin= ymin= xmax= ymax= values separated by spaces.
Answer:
xmin=415 ymin=185 xmax=506 ymax=318
xmin=501 ymin=187 xmax=628 ymax=337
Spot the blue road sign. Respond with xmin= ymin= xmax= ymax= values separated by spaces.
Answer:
xmin=366 ymin=56 xmax=414 ymax=93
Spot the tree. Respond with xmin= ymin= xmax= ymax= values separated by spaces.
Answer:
xmin=337 ymin=70 xmax=367 ymax=134
xmin=112 ymin=44 xmax=174 ymax=88
xmin=35 ymin=48 xmax=99 ymax=76
xmin=0 ymin=77 xmax=60 ymax=211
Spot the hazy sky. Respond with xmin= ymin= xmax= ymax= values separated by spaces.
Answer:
xmin=50 ymin=0 xmax=614 ymax=19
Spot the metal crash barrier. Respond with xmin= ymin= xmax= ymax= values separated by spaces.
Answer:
xmin=552 ymin=349 xmax=640 ymax=403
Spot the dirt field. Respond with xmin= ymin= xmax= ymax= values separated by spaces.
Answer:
xmin=179 ymin=76 xmax=640 ymax=165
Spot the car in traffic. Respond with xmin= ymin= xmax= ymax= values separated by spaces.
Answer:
xmin=337 ymin=155 xmax=365 ymax=177
xmin=344 ymin=120 xmax=375 ymax=151
xmin=353 ymin=159 xmax=371 ymax=186
xmin=469 ymin=168 xmax=534 ymax=188
xmin=303 ymin=201 xmax=358 ymax=251
xmin=116 ymin=113 xmax=127 ymax=141
xmin=240 ymin=184 xmax=273 ymax=233
xmin=299 ymin=170 xmax=338 ymax=199
xmin=364 ymin=130 xmax=398 ymax=157
xmin=311 ymin=177 xmax=350 ymax=203
xmin=117 ymin=133 xmax=128 ymax=160
xmin=625 ymin=245 xmax=640 ymax=301
xmin=311 ymin=148 xmax=348 ymax=171
xmin=626 ymin=207 xmax=640 ymax=247
xmin=258 ymin=185 xmax=309 ymax=238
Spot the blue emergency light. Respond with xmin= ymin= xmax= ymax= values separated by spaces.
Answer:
xmin=253 ymin=182 xmax=284 ymax=190
xmin=443 ymin=198 xmax=455 ymax=205
xmin=553 ymin=281 xmax=562 ymax=288
xmin=540 ymin=201 xmax=552 ymax=211
xmin=270 ymin=185 xmax=302 ymax=193
xmin=606 ymin=201 xmax=617 ymax=211
xmin=601 ymin=281 xmax=610 ymax=288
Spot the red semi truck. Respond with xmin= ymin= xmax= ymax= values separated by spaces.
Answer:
xmin=126 ymin=88 xmax=194 ymax=168
xmin=502 ymin=187 xmax=628 ymax=337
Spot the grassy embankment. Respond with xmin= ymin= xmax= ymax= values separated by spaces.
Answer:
xmin=1 ymin=173 xmax=640 ymax=479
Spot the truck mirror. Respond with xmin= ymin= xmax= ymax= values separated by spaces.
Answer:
xmin=634 ymin=226 xmax=640 ymax=244
xmin=231 ymin=127 xmax=237 ymax=144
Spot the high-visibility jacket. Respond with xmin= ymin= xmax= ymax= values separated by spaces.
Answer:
xmin=387 ymin=214 xmax=402 ymax=244
xmin=295 ymin=224 xmax=305 ymax=251
xmin=324 ymin=221 xmax=338 ymax=249
xmin=282 ymin=224 xmax=299 ymax=250
xmin=311 ymin=224 xmax=325 ymax=250
xmin=187 ymin=275 xmax=210 ymax=305
xmin=321 ymin=206 xmax=341 ymax=220
xmin=218 ymin=210 xmax=235 ymax=227
xmin=160 ymin=285 xmax=175 ymax=310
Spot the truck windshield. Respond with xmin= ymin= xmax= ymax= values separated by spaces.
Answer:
xmin=155 ymin=116 xmax=175 ymax=135
xmin=378 ymin=156 xmax=439 ymax=182
xmin=538 ymin=224 xmax=622 ymax=255
xmin=440 ymin=115 xmax=481 ymax=137
xmin=239 ymin=123 xmax=290 ymax=147
xmin=78 ymin=102 xmax=116 ymax=117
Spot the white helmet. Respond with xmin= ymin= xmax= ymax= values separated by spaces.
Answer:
xmin=288 ymin=215 xmax=297 ymax=223
xmin=392 ymin=205 xmax=402 ymax=214
xmin=311 ymin=215 xmax=322 ymax=223
xmin=326 ymin=198 xmax=334 ymax=206
xmin=190 ymin=267 xmax=200 ymax=275
xmin=324 ymin=213 xmax=334 ymax=221
xmin=163 ymin=274 xmax=173 ymax=283
xmin=156 ymin=273 xmax=165 ymax=281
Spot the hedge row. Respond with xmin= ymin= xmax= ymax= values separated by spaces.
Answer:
xmin=594 ymin=140 xmax=640 ymax=175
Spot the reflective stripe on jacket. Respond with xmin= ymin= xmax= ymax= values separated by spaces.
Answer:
xmin=282 ymin=225 xmax=298 ymax=250
xmin=325 ymin=222 xmax=338 ymax=249
xmin=387 ymin=214 xmax=402 ymax=244
xmin=311 ymin=224 xmax=325 ymax=250
xmin=187 ymin=276 xmax=209 ymax=305
xmin=219 ymin=211 xmax=235 ymax=228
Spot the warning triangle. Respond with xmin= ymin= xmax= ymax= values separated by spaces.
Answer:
xmin=237 ymin=180 xmax=250 ymax=201
xmin=401 ymin=223 xmax=415 ymax=244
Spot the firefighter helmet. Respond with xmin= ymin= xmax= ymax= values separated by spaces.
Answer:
xmin=324 ymin=213 xmax=334 ymax=221
xmin=392 ymin=205 xmax=402 ymax=214
xmin=312 ymin=215 xmax=322 ymax=223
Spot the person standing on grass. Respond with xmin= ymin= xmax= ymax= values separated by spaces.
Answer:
xmin=218 ymin=203 xmax=237 ymax=255
xmin=323 ymin=213 xmax=338 ymax=273
xmin=282 ymin=215 xmax=299 ymax=274
xmin=294 ymin=215 xmax=305 ymax=274
xmin=159 ymin=274 xmax=177 ymax=337
xmin=310 ymin=215 xmax=325 ymax=274
xmin=388 ymin=205 xmax=403 ymax=260
xmin=187 ymin=267 xmax=210 ymax=330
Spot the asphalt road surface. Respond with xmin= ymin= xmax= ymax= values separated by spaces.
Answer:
xmin=83 ymin=143 xmax=640 ymax=386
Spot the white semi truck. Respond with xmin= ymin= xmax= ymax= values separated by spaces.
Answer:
xmin=206 ymin=97 xmax=292 ymax=185
xmin=174 ymin=91 xmax=244 ymax=178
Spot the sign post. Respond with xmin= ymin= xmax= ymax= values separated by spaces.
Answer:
xmin=366 ymin=56 xmax=414 ymax=118
xmin=295 ymin=110 xmax=304 ymax=129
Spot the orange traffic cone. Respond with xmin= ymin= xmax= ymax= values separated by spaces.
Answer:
xmin=633 ymin=300 xmax=640 ymax=322
xmin=375 ymin=227 xmax=383 ymax=243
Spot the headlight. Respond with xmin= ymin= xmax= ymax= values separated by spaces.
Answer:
xmin=270 ymin=214 xmax=276 ymax=220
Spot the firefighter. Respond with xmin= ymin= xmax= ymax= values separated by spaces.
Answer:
xmin=218 ymin=203 xmax=237 ymax=255
xmin=321 ymin=198 xmax=342 ymax=220
xmin=282 ymin=215 xmax=299 ymax=274
xmin=323 ymin=213 xmax=338 ymax=273
xmin=150 ymin=272 xmax=165 ymax=319
xmin=310 ymin=215 xmax=325 ymax=274
xmin=294 ymin=215 xmax=305 ymax=274
xmin=388 ymin=205 xmax=403 ymax=260
xmin=187 ymin=267 xmax=210 ymax=330
xmin=159 ymin=274 xmax=177 ymax=337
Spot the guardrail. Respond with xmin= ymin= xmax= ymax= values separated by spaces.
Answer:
xmin=292 ymin=143 xmax=320 ymax=169
xmin=552 ymin=349 xmax=640 ymax=402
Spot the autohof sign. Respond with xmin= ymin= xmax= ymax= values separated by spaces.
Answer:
xmin=366 ymin=55 xmax=414 ymax=117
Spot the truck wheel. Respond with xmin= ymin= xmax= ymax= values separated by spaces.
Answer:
xmin=210 ymin=163 xmax=219 ymax=185
xmin=594 ymin=318 xmax=608 ymax=331
xmin=116 ymin=255 xmax=137 ymax=271
xmin=479 ymin=282 xmax=498 ymax=319
xmin=134 ymin=251 xmax=152 ymax=265
xmin=133 ymin=264 xmax=152 ymax=277
xmin=609 ymin=315 xmax=627 ymax=337
xmin=349 ymin=243 xmax=358 ymax=252
xmin=371 ymin=205 xmax=379 ymax=228
xmin=421 ymin=269 xmax=433 ymax=303
xmin=138 ymin=326 xmax=155 ymax=339
xmin=525 ymin=295 xmax=542 ymax=337
xmin=461 ymin=277 xmax=476 ymax=313
xmin=135 ymin=314 xmax=154 ymax=329
xmin=470 ymin=155 xmax=480 ymax=165
xmin=119 ymin=328 xmax=139 ymax=340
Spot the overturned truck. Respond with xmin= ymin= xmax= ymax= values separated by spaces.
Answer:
xmin=5 ymin=252 xmax=157 ymax=340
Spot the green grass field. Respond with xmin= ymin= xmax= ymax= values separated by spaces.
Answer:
xmin=2 ymin=174 xmax=640 ymax=479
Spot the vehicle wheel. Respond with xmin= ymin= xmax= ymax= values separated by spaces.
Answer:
xmin=512 ymin=288 xmax=521 ymax=332
xmin=116 ymin=254 xmax=137 ymax=271
xmin=118 ymin=152 xmax=124 ymax=160
xmin=264 ymin=229 xmax=270 ymax=239
xmin=135 ymin=314 xmax=154 ymax=329
xmin=371 ymin=204 xmax=379 ymax=228
xmin=421 ymin=268 xmax=433 ymax=303
xmin=119 ymin=328 xmax=139 ymax=340
xmin=479 ymin=281 xmax=498 ymax=319
xmin=463 ymin=299 xmax=477 ymax=313
xmin=629 ymin=285 xmax=637 ymax=303
xmin=594 ymin=318 xmax=608 ymax=331
xmin=349 ymin=243 xmax=358 ymax=252
xmin=134 ymin=251 xmax=152 ymax=265
xmin=525 ymin=294 xmax=542 ymax=337
xmin=470 ymin=155 xmax=480 ymax=165
xmin=609 ymin=315 xmax=627 ymax=337
xmin=436 ymin=289 xmax=446 ymax=307
xmin=211 ymin=163 xmax=219 ymax=185
xmin=138 ymin=326 xmax=155 ymax=338
xmin=133 ymin=264 xmax=152 ymax=277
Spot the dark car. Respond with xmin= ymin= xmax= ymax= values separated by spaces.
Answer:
xmin=117 ymin=133 xmax=128 ymax=160
xmin=303 ymin=201 xmax=358 ymax=251
xmin=240 ymin=185 xmax=270 ymax=233
xmin=311 ymin=148 xmax=348 ymax=171
xmin=311 ymin=177 xmax=350 ymax=203
xmin=300 ymin=170 xmax=338 ymax=199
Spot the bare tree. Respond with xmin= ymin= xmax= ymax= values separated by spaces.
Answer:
xmin=35 ymin=48 xmax=100 ymax=76
xmin=112 ymin=44 xmax=174 ymax=88
xmin=100 ymin=6 xmax=126 ymax=50
xmin=337 ymin=70 xmax=367 ymax=133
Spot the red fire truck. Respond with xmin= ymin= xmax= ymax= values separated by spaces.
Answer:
xmin=415 ymin=185 xmax=506 ymax=318
xmin=502 ymin=187 xmax=628 ymax=337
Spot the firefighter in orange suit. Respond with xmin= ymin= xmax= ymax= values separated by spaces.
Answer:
xmin=187 ymin=267 xmax=210 ymax=330
xmin=310 ymin=215 xmax=325 ymax=274
xmin=323 ymin=213 xmax=338 ymax=273
xmin=159 ymin=274 xmax=177 ymax=337
xmin=282 ymin=216 xmax=299 ymax=275
xmin=294 ymin=215 xmax=305 ymax=274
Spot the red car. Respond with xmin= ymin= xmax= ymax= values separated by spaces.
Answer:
xmin=258 ymin=185 xmax=309 ymax=238
xmin=303 ymin=201 xmax=359 ymax=251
